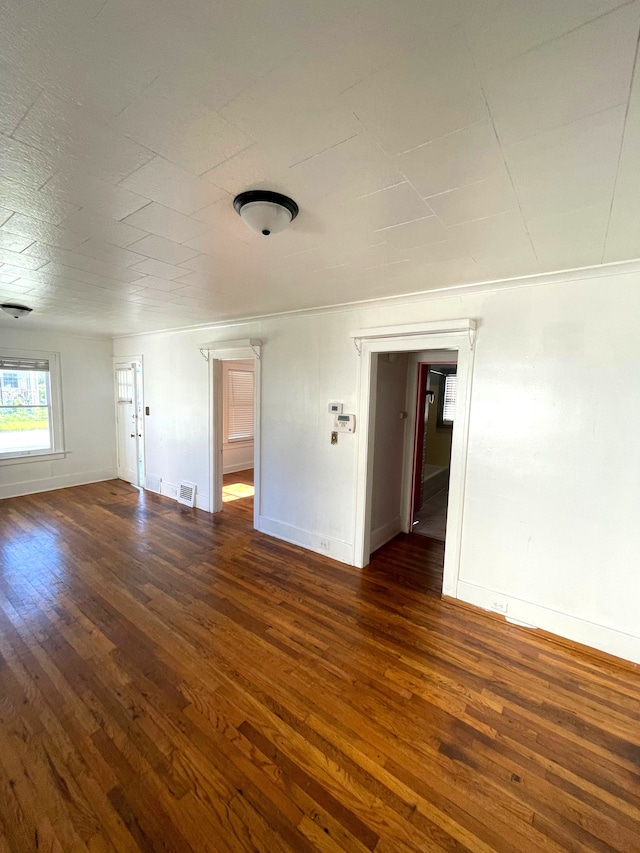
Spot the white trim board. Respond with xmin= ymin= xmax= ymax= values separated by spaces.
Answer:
xmin=0 ymin=469 xmax=118 ymax=501
xmin=257 ymin=514 xmax=353 ymax=565
xmin=112 ymin=258 xmax=640 ymax=342
xmin=457 ymin=581 xmax=640 ymax=666
xmin=370 ymin=516 xmax=403 ymax=553
xmin=352 ymin=320 xmax=476 ymax=606
xmin=199 ymin=338 xmax=261 ymax=360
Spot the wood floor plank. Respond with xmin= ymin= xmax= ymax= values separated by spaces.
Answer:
xmin=1 ymin=472 xmax=639 ymax=851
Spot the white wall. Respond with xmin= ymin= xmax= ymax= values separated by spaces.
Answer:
xmin=370 ymin=353 xmax=409 ymax=551
xmin=114 ymin=267 xmax=640 ymax=664
xmin=0 ymin=327 xmax=117 ymax=499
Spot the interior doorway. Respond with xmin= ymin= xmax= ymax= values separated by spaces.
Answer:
xmin=352 ymin=320 xmax=475 ymax=602
xmin=114 ymin=356 xmax=144 ymax=487
xmin=204 ymin=338 xmax=261 ymax=529
xmin=220 ymin=359 xmax=255 ymax=515
xmin=366 ymin=348 xmax=457 ymax=591
xmin=411 ymin=359 xmax=457 ymax=541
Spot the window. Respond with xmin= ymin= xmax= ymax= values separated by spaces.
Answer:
xmin=115 ymin=367 xmax=134 ymax=403
xmin=224 ymin=365 xmax=254 ymax=443
xmin=436 ymin=371 xmax=457 ymax=428
xmin=0 ymin=351 xmax=64 ymax=461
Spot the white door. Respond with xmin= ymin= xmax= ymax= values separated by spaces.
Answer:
xmin=115 ymin=360 xmax=141 ymax=485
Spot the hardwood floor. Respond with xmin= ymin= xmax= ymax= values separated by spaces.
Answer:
xmin=1 ymin=475 xmax=639 ymax=852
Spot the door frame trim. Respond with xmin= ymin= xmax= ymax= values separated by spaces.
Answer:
xmin=352 ymin=321 xmax=475 ymax=601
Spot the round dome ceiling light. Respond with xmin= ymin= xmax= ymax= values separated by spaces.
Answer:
xmin=233 ymin=190 xmax=299 ymax=236
xmin=1 ymin=303 xmax=33 ymax=319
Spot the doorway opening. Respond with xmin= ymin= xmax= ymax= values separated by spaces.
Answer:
xmin=411 ymin=359 xmax=457 ymax=542
xmin=220 ymin=359 xmax=255 ymax=518
xmin=352 ymin=320 xmax=475 ymax=602
xmin=204 ymin=338 xmax=261 ymax=530
xmin=114 ymin=356 xmax=144 ymax=487
xmin=366 ymin=349 xmax=457 ymax=592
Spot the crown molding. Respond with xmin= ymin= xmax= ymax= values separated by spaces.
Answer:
xmin=112 ymin=257 xmax=640 ymax=341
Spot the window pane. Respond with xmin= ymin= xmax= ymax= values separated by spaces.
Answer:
xmin=227 ymin=370 xmax=254 ymax=441
xmin=0 ymin=406 xmax=51 ymax=454
xmin=442 ymin=374 xmax=457 ymax=423
xmin=116 ymin=367 xmax=133 ymax=403
xmin=0 ymin=369 xmax=49 ymax=406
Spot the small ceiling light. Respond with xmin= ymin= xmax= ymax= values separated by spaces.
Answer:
xmin=1 ymin=303 xmax=32 ymax=319
xmin=233 ymin=190 xmax=299 ymax=236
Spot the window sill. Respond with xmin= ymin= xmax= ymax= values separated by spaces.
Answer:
xmin=0 ymin=450 xmax=68 ymax=467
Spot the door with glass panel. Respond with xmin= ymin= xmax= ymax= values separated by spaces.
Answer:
xmin=114 ymin=359 xmax=144 ymax=486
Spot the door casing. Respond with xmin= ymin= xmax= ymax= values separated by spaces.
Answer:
xmin=352 ymin=321 xmax=475 ymax=601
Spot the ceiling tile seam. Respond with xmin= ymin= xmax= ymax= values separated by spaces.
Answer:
xmin=19 ymin=246 xmax=146 ymax=279
xmin=356 ymin=180 xmax=408 ymax=201
xmin=113 ymin=154 xmax=227 ymax=207
xmin=463 ymin=29 xmax=540 ymax=270
xmin=601 ymin=19 xmax=640 ymax=262
xmin=337 ymin=21 xmax=464 ymax=100
xmin=392 ymin=166 xmax=456 ymax=238
xmin=0 ymin=187 xmax=82 ymax=228
xmin=11 ymin=237 xmax=38 ymax=256
xmin=422 ymin=173 xmax=515 ymax=202
xmin=364 ymin=259 xmax=411 ymax=272
xmin=498 ymin=101 xmax=630 ymax=149
xmin=466 ymin=0 xmax=640 ymax=77
xmin=107 ymin=156 xmax=158 ymax=197
xmin=111 ymin=68 xmax=165 ymax=121
xmin=194 ymin=143 xmax=256 ymax=182
xmin=214 ymin=44 xmax=304 ymax=115
xmin=5 ymin=84 xmax=44 ymax=142
xmin=392 ymin=119 xmax=488 ymax=159
xmin=402 ymin=179 xmax=439 ymax=216
xmin=286 ymin=130 xmax=364 ymax=168
xmin=91 ymin=0 xmax=111 ymax=21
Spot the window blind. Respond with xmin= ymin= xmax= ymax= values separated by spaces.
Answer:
xmin=442 ymin=374 xmax=457 ymax=423
xmin=0 ymin=356 xmax=49 ymax=371
xmin=227 ymin=369 xmax=254 ymax=442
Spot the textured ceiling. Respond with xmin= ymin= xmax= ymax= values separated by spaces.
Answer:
xmin=1 ymin=0 xmax=640 ymax=336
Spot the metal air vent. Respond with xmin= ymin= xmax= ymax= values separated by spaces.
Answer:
xmin=178 ymin=481 xmax=197 ymax=508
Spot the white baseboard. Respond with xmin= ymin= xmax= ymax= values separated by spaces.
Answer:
xmin=257 ymin=514 xmax=352 ymax=564
xmin=370 ymin=515 xmax=402 ymax=553
xmin=223 ymin=462 xmax=255 ymax=474
xmin=457 ymin=580 xmax=640 ymax=666
xmin=0 ymin=469 xmax=118 ymax=500
xmin=158 ymin=480 xmax=209 ymax=511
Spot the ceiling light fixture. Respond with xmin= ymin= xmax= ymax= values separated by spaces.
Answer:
xmin=233 ymin=190 xmax=299 ymax=236
xmin=1 ymin=303 xmax=32 ymax=319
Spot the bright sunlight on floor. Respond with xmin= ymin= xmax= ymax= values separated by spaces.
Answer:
xmin=222 ymin=482 xmax=255 ymax=502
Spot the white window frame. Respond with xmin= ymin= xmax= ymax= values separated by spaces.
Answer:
xmin=0 ymin=348 xmax=66 ymax=465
